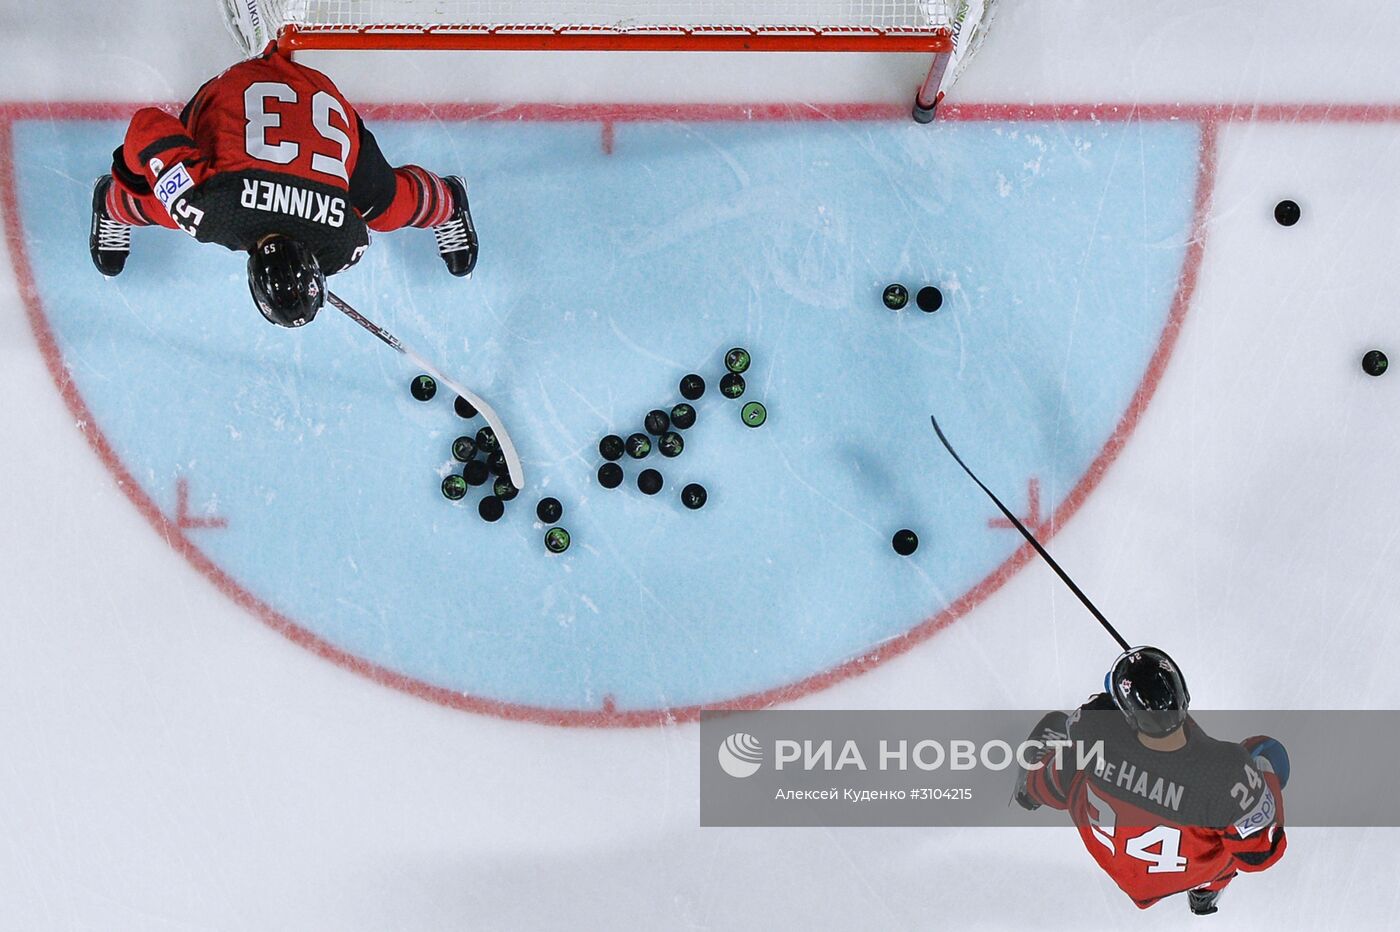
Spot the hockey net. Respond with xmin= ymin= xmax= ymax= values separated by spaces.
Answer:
xmin=220 ymin=0 xmax=994 ymax=121
xmin=223 ymin=0 xmax=958 ymax=52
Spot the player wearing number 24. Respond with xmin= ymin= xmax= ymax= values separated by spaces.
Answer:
xmin=1014 ymin=647 xmax=1288 ymax=916
xmin=88 ymin=46 xmax=478 ymax=328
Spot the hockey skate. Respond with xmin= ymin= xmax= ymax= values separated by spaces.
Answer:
xmin=433 ymin=175 xmax=478 ymax=278
xmin=89 ymin=175 xmax=130 ymax=277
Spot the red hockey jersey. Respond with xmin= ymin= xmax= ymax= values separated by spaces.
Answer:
xmin=110 ymin=51 xmax=394 ymax=273
xmin=179 ymin=51 xmax=363 ymax=183
xmin=1024 ymin=695 xmax=1286 ymax=908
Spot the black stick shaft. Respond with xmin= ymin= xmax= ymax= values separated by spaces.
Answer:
xmin=328 ymin=292 xmax=404 ymax=354
xmin=929 ymin=414 xmax=1131 ymax=652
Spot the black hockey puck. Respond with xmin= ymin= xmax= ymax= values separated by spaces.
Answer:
xmin=1363 ymin=349 xmax=1389 ymax=376
xmin=658 ymin=431 xmax=684 ymax=458
xmin=545 ymin=527 xmax=571 ymax=554
xmin=454 ymin=395 xmax=478 ymax=419
xmin=1274 ymin=199 xmax=1301 ymax=227
xmin=493 ymin=477 xmax=519 ymax=501
xmin=410 ymin=374 xmax=437 ymax=401
xmin=478 ymin=495 xmax=505 ymax=522
xmin=452 ymin=436 xmax=478 ymax=462
xmin=719 ymin=372 xmax=746 ymax=399
xmin=883 ymin=283 xmax=909 ymax=310
xmin=464 ymin=459 xmax=490 ymax=487
xmin=476 ymin=426 xmax=499 ymax=455
xmin=487 ymin=451 xmax=509 ymax=478
xmin=599 ymin=434 xmax=625 ymax=461
xmin=670 ymin=403 xmax=696 ymax=430
xmin=441 ymin=474 xmax=467 ymax=501
xmin=892 ymin=529 xmax=919 ymax=556
xmin=681 ymin=483 xmax=707 ymax=510
xmin=637 ymin=468 xmax=663 ymax=495
xmin=536 ymin=497 xmax=563 ymax=524
xmin=645 ymin=409 xmax=671 ymax=435
xmin=916 ymin=286 xmax=943 ymax=313
xmin=598 ymin=462 xmax=624 ymax=489
xmin=741 ymin=402 xmax=767 ymax=428
xmin=725 ymin=347 xmax=752 ymax=374
xmin=680 ymin=373 xmax=706 ymax=401
xmin=626 ymin=433 xmax=652 ymax=459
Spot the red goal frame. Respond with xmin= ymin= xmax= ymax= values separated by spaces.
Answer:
xmin=271 ymin=23 xmax=953 ymax=54
xmin=271 ymin=23 xmax=956 ymax=118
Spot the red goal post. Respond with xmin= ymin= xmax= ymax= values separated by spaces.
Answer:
xmin=220 ymin=1 xmax=994 ymax=121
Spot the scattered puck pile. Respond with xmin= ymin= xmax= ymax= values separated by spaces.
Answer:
xmin=411 ymin=345 xmax=768 ymax=556
xmin=595 ymin=346 xmax=765 ymax=511
xmin=409 ymin=373 xmax=573 ymax=554
xmin=1274 ymin=199 xmax=1389 ymax=378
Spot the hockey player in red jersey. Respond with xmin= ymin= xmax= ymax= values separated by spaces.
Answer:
xmin=1015 ymin=647 xmax=1289 ymax=915
xmin=88 ymin=48 xmax=477 ymax=328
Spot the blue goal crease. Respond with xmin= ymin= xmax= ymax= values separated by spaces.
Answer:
xmin=11 ymin=115 xmax=1201 ymax=712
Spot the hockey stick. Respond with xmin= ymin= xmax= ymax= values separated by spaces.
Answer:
xmin=329 ymin=291 xmax=525 ymax=490
xmin=929 ymin=414 xmax=1130 ymax=652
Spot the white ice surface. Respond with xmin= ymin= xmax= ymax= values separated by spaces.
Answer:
xmin=4 ymin=1 xmax=1400 ymax=928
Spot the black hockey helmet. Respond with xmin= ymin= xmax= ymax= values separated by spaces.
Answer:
xmin=1105 ymin=646 xmax=1190 ymax=738
xmin=247 ymin=235 xmax=324 ymax=328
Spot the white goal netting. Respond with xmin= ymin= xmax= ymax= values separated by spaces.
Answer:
xmin=224 ymin=0 xmax=956 ymax=52
xmin=274 ymin=0 xmax=949 ymax=28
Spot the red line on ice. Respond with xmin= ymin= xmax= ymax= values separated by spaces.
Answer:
xmin=989 ymin=477 xmax=1041 ymax=531
xmin=174 ymin=477 xmax=228 ymax=530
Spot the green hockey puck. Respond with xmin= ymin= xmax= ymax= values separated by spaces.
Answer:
xmin=441 ymin=474 xmax=467 ymax=500
xmin=411 ymin=374 xmax=437 ymax=401
xmin=741 ymin=401 xmax=767 ymax=428
xmin=658 ymin=431 xmax=684 ymax=457
xmin=670 ymin=403 xmax=696 ymax=430
xmin=883 ymin=283 xmax=909 ymax=310
xmin=452 ymin=436 xmax=478 ymax=462
xmin=725 ymin=347 xmax=752 ymax=374
xmin=545 ymin=527 xmax=571 ymax=554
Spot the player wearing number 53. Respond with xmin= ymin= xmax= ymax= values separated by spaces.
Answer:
xmin=1014 ymin=647 xmax=1289 ymax=916
xmin=88 ymin=47 xmax=478 ymax=327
